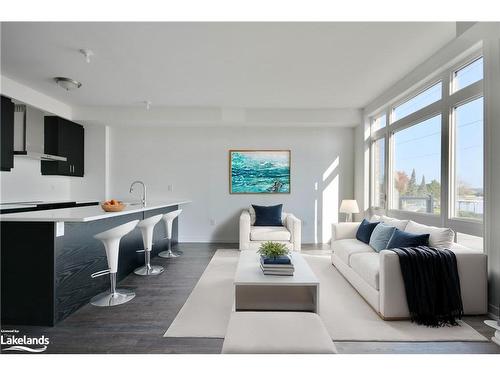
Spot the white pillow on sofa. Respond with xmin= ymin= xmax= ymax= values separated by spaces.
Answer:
xmin=380 ymin=215 xmax=409 ymax=231
xmin=405 ymin=220 xmax=455 ymax=248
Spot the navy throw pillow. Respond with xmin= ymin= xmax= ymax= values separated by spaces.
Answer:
xmin=356 ymin=219 xmax=380 ymax=244
xmin=386 ymin=228 xmax=430 ymax=249
xmin=252 ymin=204 xmax=283 ymax=226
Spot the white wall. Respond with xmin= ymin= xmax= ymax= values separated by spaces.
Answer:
xmin=0 ymin=157 xmax=72 ymax=202
xmin=0 ymin=123 xmax=107 ymax=203
xmin=109 ymin=126 xmax=354 ymax=243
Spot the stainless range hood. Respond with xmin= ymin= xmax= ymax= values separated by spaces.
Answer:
xmin=13 ymin=104 xmax=67 ymax=162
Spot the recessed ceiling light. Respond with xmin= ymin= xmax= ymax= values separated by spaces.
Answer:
xmin=54 ymin=77 xmax=82 ymax=91
xmin=79 ymin=49 xmax=94 ymax=63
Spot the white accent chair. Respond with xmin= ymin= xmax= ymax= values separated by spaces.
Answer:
xmin=239 ymin=207 xmax=301 ymax=251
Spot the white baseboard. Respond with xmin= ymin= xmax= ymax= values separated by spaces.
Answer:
xmin=178 ymin=237 xmax=238 ymax=243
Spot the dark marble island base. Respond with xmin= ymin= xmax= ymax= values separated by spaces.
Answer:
xmin=1 ymin=205 xmax=178 ymax=326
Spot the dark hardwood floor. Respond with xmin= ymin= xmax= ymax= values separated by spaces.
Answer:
xmin=1 ymin=243 xmax=499 ymax=354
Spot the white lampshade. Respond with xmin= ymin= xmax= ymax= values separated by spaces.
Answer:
xmin=339 ymin=200 xmax=360 ymax=214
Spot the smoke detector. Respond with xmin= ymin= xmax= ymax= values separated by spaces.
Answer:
xmin=79 ymin=49 xmax=94 ymax=63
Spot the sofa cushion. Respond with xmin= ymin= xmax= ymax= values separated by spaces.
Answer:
xmin=405 ymin=220 xmax=455 ymax=248
xmin=380 ymin=215 xmax=409 ymax=230
xmin=350 ymin=253 xmax=380 ymax=290
xmin=250 ymin=226 xmax=291 ymax=241
xmin=370 ymin=214 xmax=381 ymax=222
xmin=386 ymin=228 xmax=429 ymax=249
xmin=356 ymin=219 xmax=380 ymax=244
xmin=249 ymin=205 xmax=286 ymax=225
xmin=369 ymin=223 xmax=396 ymax=252
xmin=332 ymin=238 xmax=375 ymax=265
xmin=252 ymin=204 xmax=283 ymax=226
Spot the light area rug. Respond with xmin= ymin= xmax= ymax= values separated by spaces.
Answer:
xmin=164 ymin=249 xmax=239 ymax=338
xmin=164 ymin=249 xmax=487 ymax=342
xmin=304 ymin=253 xmax=487 ymax=342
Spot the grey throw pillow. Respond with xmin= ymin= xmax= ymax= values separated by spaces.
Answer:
xmin=369 ymin=223 xmax=397 ymax=252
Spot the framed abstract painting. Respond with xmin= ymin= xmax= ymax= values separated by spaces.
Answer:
xmin=229 ymin=150 xmax=291 ymax=194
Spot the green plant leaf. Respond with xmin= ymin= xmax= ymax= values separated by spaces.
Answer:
xmin=257 ymin=241 xmax=289 ymax=258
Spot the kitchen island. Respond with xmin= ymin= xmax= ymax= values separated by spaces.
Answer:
xmin=0 ymin=200 xmax=190 ymax=326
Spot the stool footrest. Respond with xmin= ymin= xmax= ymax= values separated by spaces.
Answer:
xmin=91 ymin=269 xmax=111 ymax=278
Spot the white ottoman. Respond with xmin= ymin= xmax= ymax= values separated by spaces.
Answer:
xmin=222 ymin=311 xmax=336 ymax=354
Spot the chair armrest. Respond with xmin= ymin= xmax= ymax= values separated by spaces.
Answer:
xmin=239 ymin=210 xmax=251 ymax=250
xmin=285 ymin=214 xmax=302 ymax=251
xmin=331 ymin=222 xmax=360 ymax=241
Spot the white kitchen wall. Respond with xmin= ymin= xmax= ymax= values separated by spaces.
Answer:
xmin=0 ymin=123 xmax=106 ymax=203
xmin=109 ymin=126 xmax=354 ymax=243
xmin=0 ymin=157 xmax=72 ymax=202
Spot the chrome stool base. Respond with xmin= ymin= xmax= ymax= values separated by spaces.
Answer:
xmin=159 ymin=249 xmax=180 ymax=258
xmin=90 ymin=289 xmax=136 ymax=307
xmin=158 ymin=237 xmax=181 ymax=258
xmin=134 ymin=264 xmax=164 ymax=276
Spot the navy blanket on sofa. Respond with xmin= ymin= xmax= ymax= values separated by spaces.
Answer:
xmin=389 ymin=246 xmax=464 ymax=327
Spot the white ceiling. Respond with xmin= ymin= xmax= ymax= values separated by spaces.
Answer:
xmin=1 ymin=22 xmax=456 ymax=109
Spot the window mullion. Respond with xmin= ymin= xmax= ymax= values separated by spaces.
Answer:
xmin=441 ymin=72 xmax=451 ymax=229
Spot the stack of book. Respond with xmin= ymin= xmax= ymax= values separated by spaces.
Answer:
xmin=260 ymin=255 xmax=294 ymax=276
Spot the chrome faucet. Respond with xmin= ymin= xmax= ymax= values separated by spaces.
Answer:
xmin=129 ymin=180 xmax=147 ymax=207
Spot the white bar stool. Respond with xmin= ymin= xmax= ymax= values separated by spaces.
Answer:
xmin=90 ymin=220 xmax=139 ymax=307
xmin=134 ymin=214 xmax=164 ymax=276
xmin=159 ymin=209 xmax=182 ymax=258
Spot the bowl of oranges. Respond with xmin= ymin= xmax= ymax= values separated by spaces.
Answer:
xmin=101 ymin=199 xmax=126 ymax=212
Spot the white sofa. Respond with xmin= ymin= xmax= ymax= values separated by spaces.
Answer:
xmin=331 ymin=216 xmax=488 ymax=319
xmin=239 ymin=208 xmax=301 ymax=251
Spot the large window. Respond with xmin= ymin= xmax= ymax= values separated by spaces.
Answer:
xmin=372 ymin=138 xmax=385 ymax=208
xmin=392 ymin=115 xmax=441 ymax=214
xmin=369 ymin=52 xmax=484 ymax=243
xmin=392 ymin=82 xmax=442 ymax=122
xmin=452 ymin=97 xmax=484 ymax=220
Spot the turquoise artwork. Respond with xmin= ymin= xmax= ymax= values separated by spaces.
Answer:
xmin=230 ymin=150 xmax=290 ymax=194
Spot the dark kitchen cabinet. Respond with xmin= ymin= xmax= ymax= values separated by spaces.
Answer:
xmin=41 ymin=116 xmax=84 ymax=177
xmin=1 ymin=95 xmax=15 ymax=171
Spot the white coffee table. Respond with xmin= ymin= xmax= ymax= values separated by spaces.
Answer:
xmin=234 ymin=251 xmax=320 ymax=313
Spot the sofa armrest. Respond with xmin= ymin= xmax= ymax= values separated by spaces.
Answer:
xmin=379 ymin=249 xmax=488 ymax=318
xmin=379 ymin=250 xmax=409 ymax=318
xmin=239 ymin=210 xmax=251 ymax=251
xmin=285 ymin=214 xmax=302 ymax=251
xmin=331 ymin=222 xmax=360 ymax=242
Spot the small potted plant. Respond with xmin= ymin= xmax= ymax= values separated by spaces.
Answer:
xmin=258 ymin=241 xmax=291 ymax=265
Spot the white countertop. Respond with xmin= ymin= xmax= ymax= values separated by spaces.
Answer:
xmin=0 ymin=200 xmax=191 ymax=222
